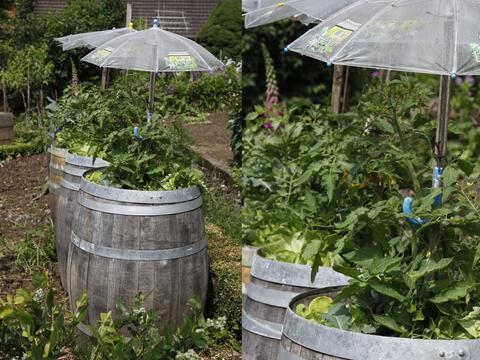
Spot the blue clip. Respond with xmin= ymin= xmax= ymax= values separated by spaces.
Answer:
xmin=402 ymin=167 xmax=443 ymax=227
xmin=133 ymin=126 xmax=144 ymax=140
xmin=403 ymin=197 xmax=428 ymax=227
xmin=283 ymin=47 xmax=289 ymax=54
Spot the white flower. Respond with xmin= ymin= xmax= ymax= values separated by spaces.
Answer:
xmin=33 ymin=288 xmax=44 ymax=302
xmin=175 ymin=349 xmax=201 ymax=360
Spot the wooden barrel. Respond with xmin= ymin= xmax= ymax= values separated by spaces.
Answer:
xmin=67 ymin=173 xmax=208 ymax=336
xmin=242 ymin=250 xmax=349 ymax=360
xmin=242 ymin=245 xmax=259 ymax=296
xmin=48 ymin=146 xmax=68 ymax=221
xmin=279 ymin=288 xmax=480 ymax=360
xmin=55 ymin=153 xmax=109 ymax=289
xmin=0 ymin=112 xmax=13 ymax=145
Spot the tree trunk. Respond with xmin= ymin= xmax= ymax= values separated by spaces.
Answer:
xmin=1 ymin=76 xmax=8 ymax=112
xmin=40 ymin=86 xmax=44 ymax=119
xmin=20 ymin=90 xmax=27 ymax=111
xmin=27 ymin=64 xmax=31 ymax=112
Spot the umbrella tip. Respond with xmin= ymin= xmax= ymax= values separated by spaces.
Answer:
xmin=327 ymin=61 xmax=333 ymax=67
xmin=152 ymin=18 xmax=159 ymax=28
xmin=283 ymin=46 xmax=289 ymax=54
xmin=451 ymin=72 xmax=457 ymax=79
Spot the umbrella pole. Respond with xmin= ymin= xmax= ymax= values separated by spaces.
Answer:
xmin=435 ymin=75 xmax=451 ymax=170
xmin=428 ymin=75 xmax=452 ymax=254
xmin=148 ymin=72 xmax=156 ymax=126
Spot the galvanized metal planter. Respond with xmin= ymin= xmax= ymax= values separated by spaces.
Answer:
xmin=67 ymin=172 xmax=208 ymax=337
xmin=48 ymin=145 xmax=68 ymax=220
xmin=54 ymin=153 xmax=109 ymax=288
xmin=242 ymin=250 xmax=349 ymax=360
xmin=279 ymin=288 xmax=480 ymax=360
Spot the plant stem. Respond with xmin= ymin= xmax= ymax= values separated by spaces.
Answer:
xmin=389 ymin=110 xmax=422 ymax=198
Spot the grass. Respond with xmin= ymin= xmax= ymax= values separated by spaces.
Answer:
xmin=12 ymin=219 xmax=56 ymax=274
xmin=204 ymin=186 xmax=242 ymax=245
xmin=202 ymin=183 xmax=242 ymax=350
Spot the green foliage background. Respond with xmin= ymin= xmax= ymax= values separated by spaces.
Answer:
xmin=197 ymin=0 xmax=242 ymax=61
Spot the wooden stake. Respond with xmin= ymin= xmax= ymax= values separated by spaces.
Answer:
xmin=101 ymin=68 xmax=108 ymax=91
xmin=331 ymin=65 xmax=345 ymax=114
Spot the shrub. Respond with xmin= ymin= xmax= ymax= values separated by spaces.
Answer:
xmin=197 ymin=0 xmax=242 ymax=61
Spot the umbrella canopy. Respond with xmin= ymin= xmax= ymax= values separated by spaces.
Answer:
xmin=244 ymin=0 xmax=356 ymax=28
xmin=55 ymin=27 xmax=137 ymax=51
xmin=287 ymin=0 xmax=480 ymax=77
xmin=81 ymin=25 xmax=224 ymax=73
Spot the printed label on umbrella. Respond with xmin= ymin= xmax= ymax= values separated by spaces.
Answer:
xmin=307 ymin=20 xmax=360 ymax=55
xmin=165 ymin=52 xmax=198 ymax=70
xmin=91 ymin=47 xmax=114 ymax=65
xmin=470 ymin=43 xmax=480 ymax=63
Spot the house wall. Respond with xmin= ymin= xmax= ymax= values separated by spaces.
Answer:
xmin=33 ymin=0 xmax=221 ymax=38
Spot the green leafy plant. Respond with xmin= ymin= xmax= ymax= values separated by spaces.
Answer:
xmin=298 ymin=166 xmax=480 ymax=339
xmin=0 ymin=272 xmax=87 ymax=359
xmin=90 ymin=124 xmax=204 ymax=191
xmin=243 ymin=77 xmax=435 ymax=268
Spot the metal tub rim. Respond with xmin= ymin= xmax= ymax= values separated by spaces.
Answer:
xmin=65 ymin=152 xmax=110 ymax=168
xmin=79 ymin=169 xmax=202 ymax=206
xmin=250 ymin=249 xmax=349 ymax=289
xmin=48 ymin=145 xmax=68 ymax=158
xmin=282 ymin=288 xmax=480 ymax=360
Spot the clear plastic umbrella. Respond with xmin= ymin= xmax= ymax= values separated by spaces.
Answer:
xmin=55 ymin=27 xmax=137 ymax=51
xmin=244 ymin=0 xmax=357 ymax=28
xmin=243 ymin=0 xmax=281 ymax=12
xmin=82 ymin=19 xmax=224 ymax=124
xmin=287 ymin=0 xmax=480 ymax=170
xmin=55 ymin=25 xmax=137 ymax=90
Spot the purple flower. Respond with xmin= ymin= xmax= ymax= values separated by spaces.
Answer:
xmin=371 ymin=70 xmax=380 ymax=79
xmin=465 ymin=75 xmax=475 ymax=86
xmin=263 ymin=122 xmax=273 ymax=130
xmin=455 ymin=77 xmax=464 ymax=86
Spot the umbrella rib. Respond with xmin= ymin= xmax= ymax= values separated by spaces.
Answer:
xmin=452 ymin=0 xmax=459 ymax=75
xmin=330 ymin=0 xmax=402 ymax=64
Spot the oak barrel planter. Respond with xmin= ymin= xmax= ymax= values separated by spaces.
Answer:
xmin=67 ymin=173 xmax=208 ymax=336
xmin=54 ymin=153 xmax=109 ymax=288
xmin=0 ymin=112 xmax=13 ymax=145
xmin=242 ymin=250 xmax=349 ymax=360
xmin=278 ymin=288 xmax=480 ymax=360
xmin=48 ymin=145 xmax=68 ymax=221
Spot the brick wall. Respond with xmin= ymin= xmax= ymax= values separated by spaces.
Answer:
xmin=33 ymin=0 xmax=221 ymax=38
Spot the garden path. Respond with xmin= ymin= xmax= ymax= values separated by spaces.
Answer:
xmin=185 ymin=112 xmax=233 ymax=177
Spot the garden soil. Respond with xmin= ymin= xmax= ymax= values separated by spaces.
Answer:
xmin=185 ymin=112 xmax=233 ymax=177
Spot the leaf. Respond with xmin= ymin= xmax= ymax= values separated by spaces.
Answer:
xmin=430 ymin=282 xmax=470 ymax=304
xmin=457 ymin=159 xmax=474 ymax=176
xmin=373 ymin=315 xmax=406 ymax=334
xmin=324 ymin=173 xmax=336 ymax=203
xmin=323 ymin=303 xmax=352 ymax=330
xmin=405 ymin=257 xmax=453 ymax=289
xmin=370 ymin=280 xmax=406 ymax=302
